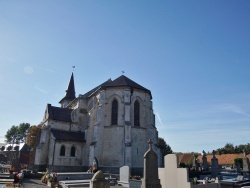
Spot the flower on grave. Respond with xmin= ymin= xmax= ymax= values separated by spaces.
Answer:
xmin=8 ymin=166 xmax=14 ymax=174
xmin=47 ymin=172 xmax=58 ymax=183
xmin=193 ymin=177 xmax=198 ymax=184
xmin=210 ymin=178 xmax=215 ymax=182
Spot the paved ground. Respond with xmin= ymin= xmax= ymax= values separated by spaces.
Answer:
xmin=21 ymin=178 xmax=48 ymax=188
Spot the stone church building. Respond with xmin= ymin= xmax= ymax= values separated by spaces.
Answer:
xmin=34 ymin=73 xmax=160 ymax=174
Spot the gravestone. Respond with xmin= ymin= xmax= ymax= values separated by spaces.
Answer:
xmin=120 ymin=166 xmax=129 ymax=182
xmin=211 ymin=150 xmax=219 ymax=178
xmin=242 ymin=151 xmax=250 ymax=172
xmin=141 ymin=139 xmax=161 ymax=188
xmin=158 ymin=154 xmax=192 ymax=188
xmin=118 ymin=166 xmax=130 ymax=187
xmin=202 ymin=150 xmax=208 ymax=171
xmin=192 ymin=155 xmax=197 ymax=170
xmin=90 ymin=170 xmax=110 ymax=188
xmin=236 ymin=161 xmax=241 ymax=173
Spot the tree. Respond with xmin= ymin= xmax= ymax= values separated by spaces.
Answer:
xmin=26 ymin=125 xmax=42 ymax=148
xmin=216 ymin=143 xmax=235 ymax=154
xmin=5 ymin=123 xmax=30 ymax=144
xmin=158 ymin=137 xmax=173 ymax=166
xmin=5 ymin=125 xmax=19 ymax=144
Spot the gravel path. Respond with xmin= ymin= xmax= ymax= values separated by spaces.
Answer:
xmin=21 ymin=178 xmax=48 ymax=188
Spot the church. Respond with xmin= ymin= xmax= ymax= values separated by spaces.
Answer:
xmin=34 ymin=73 xmax=160 ymax=174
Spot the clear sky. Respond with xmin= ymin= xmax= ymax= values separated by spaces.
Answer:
xmin=0 ymin=1 xmax=250 ymax=153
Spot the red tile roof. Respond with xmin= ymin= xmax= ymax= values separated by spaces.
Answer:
xmin=178 ymin=153 xmax=250 ymax=166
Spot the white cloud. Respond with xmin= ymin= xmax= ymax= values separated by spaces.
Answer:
xmin=220 ymin=104 xmax=250 ymax=117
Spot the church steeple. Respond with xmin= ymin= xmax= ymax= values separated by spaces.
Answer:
xmin=59 ymin=73 xmax=76 ymax=107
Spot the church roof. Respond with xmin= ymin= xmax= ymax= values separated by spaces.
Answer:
xmin=51 ymin=129 xmax=85 ymax=142
xmin=47 ymin=104 xmax=72 ymax=122
xmin=82 ymin=75 xmax=152 ymax=98
xmin=59 ymin=73 xmax=76 ymax=103
xmin=81 ymin=79 xmax=113 ymax=98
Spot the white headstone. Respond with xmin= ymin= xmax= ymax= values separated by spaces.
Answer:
xmin=120 ymin=166 xmax=130 ymax=183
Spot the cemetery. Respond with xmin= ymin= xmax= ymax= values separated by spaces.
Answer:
xmin=1 ymin=139 xmax=250 ymax=187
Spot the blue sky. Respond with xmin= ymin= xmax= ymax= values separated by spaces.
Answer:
xmin=0 ymin=1 xmax=250 ymax=153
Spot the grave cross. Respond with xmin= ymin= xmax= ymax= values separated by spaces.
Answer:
xmin=212 ymin=150 xmax=216 ymax=158
xmin=148 ymin=139 xmax=153 ymax=150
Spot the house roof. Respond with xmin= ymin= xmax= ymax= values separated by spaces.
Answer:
xmin=178 ymin=153 xmax=250 ymax=166
xmin=82 ymin=75 xmax=152 ymax=98
xmin=178 ymin=153 xmax=196 ymax=164
xmin=47 ymin=104 xmax=73 ymax=122
xmin=197 ymin=153 xmax=250 ymax=165
xmin=2 ymin=143 xmax=27 ymax=152
xmin=51 ymin=129 xmax=85 ymax=142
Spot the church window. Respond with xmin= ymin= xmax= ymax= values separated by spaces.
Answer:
xmin=70 ymin=146 xmax=76 ymax=157
xmin=134 ymin=100 xmax=140 ymax=126
xmin=60 ymin=145 xmax=65 ymax=156
xmin=111 ymin=99 xmax=118 ymax=125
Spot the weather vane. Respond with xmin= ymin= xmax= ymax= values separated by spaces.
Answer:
xmin=72 ymin=66 xmax=75 ymax=72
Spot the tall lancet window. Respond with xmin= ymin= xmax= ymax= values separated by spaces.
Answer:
xmin=111 ymin=99 xmax=118 ymax=125
xmin=60 ymin=145 xmax=65 ymax=156
xmin=134 ymin=100 xmax=140 ymax=126
xmin=70 ymin=146 xmax=76 ymax=157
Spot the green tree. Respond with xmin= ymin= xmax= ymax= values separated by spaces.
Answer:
xmin=217 ymin=143 xmax=235 ymax=154
xmin=5 ymin=125 xmax=19 ymax=144
xmin=158 ymin=137 xmax=173 ymax=166
xmin=5 ymin=123 xmax=30 ymax=144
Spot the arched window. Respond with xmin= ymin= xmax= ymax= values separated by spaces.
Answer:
xmin=111 ymin=99 xmax=118 ymax=125
xmin=60 ymin=145 xmax=65 ymax=156
xmin=134 ymin=100 xmax=140 ymax=126
xmin=70 ymin=146 xmax=76 ymax=157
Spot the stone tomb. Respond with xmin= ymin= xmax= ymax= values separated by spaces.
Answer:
xmin=117 ymin=166 xmax=130 ymax=187
xmin=158 ymin=154 xmax=221 ymax=188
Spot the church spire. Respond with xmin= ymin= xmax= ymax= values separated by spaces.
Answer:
xmin=59 ymin=73 xmax=76 ymax=107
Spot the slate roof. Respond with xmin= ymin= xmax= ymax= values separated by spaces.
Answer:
xmin=47 ymin=104 xmax=72 ymax=122
xmin=81 ymin=79 xmax=113 ymax=98
xmin=59 ymin=73 xmax=76 ymax=103
xmin=51 ymin=129 xmax=85 ymax=142
xmin=82 ymin=75 xmax=152 ymax=98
